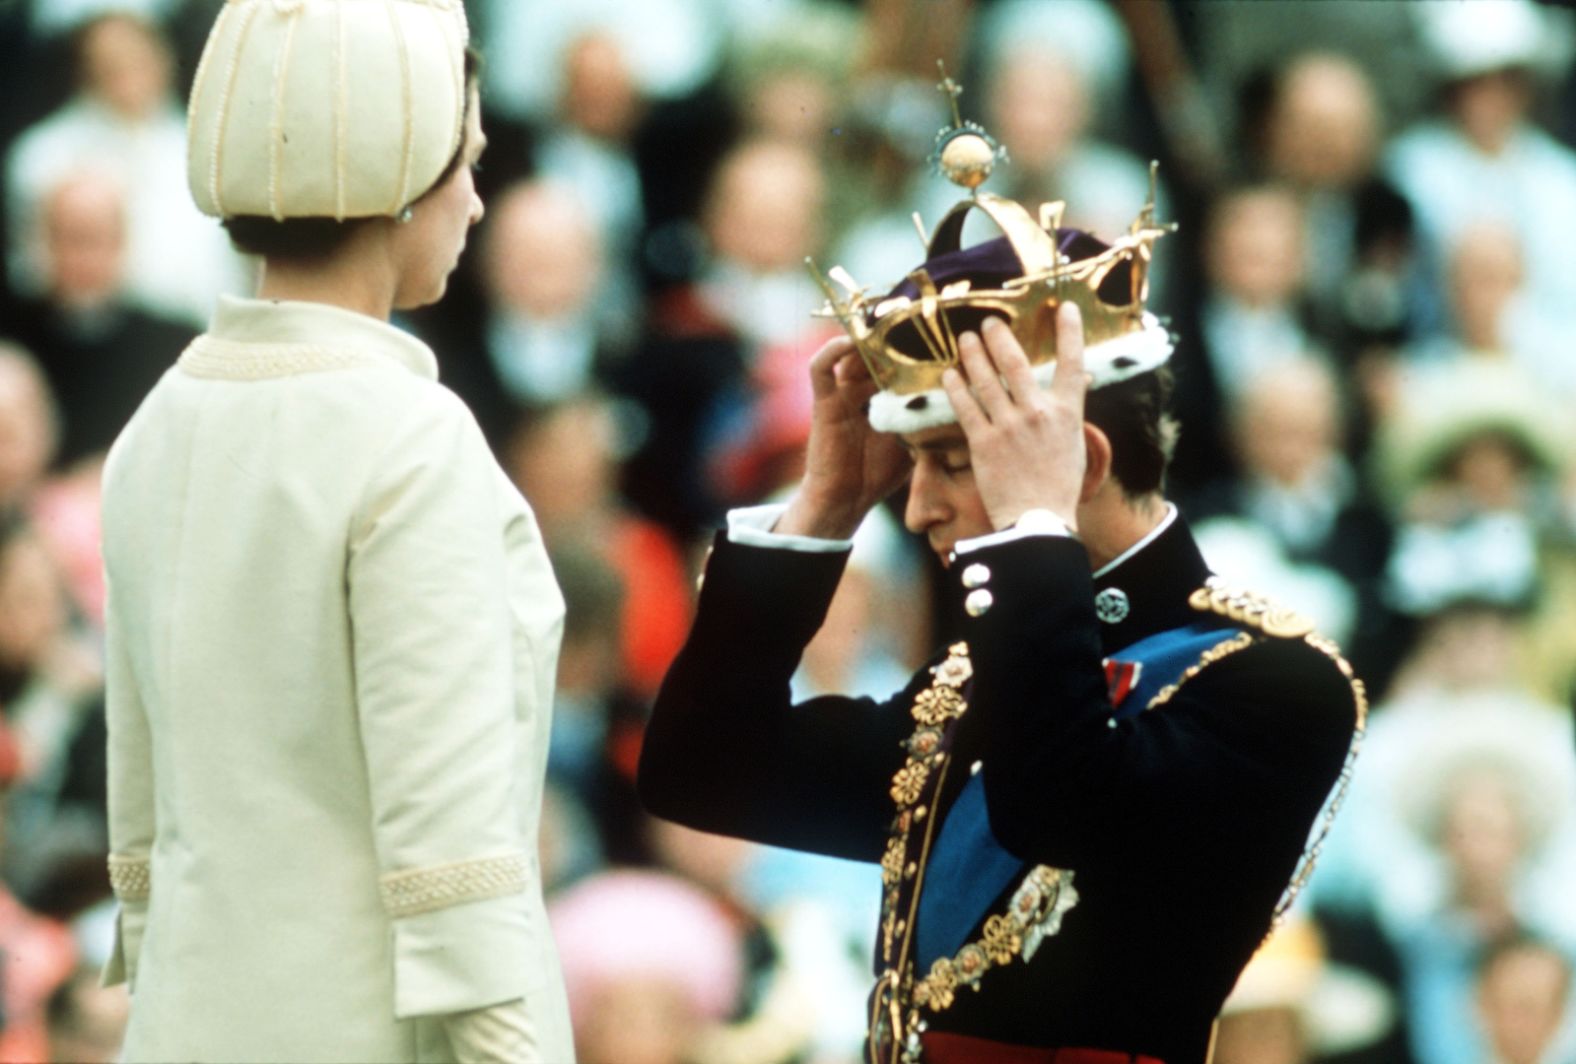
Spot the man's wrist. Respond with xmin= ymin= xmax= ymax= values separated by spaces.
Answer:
xmin=775 ymin=491 xmax=865 ymax=541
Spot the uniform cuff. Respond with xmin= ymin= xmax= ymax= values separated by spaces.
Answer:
xmin=726 ymin=504 xmax=853 ymax=553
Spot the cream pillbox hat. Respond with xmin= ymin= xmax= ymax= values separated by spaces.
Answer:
xmin=187 ymin=0 xmax=470 ymax=221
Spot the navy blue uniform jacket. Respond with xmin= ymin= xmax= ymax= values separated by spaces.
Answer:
xmin=638 ymin=515 xmax=1362 ymax=1064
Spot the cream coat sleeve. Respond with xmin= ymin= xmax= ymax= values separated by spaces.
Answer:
xmin=103 ymin=573 xmax=154 ymax=991
xmin=442 ymin=998 xmax=542 ymax=1062
xmin=348 ymin=388 xmax=536 ymax=1019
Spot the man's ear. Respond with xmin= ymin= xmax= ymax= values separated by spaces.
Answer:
xmin=1081 ymin=422 xmax=1113 ymax=502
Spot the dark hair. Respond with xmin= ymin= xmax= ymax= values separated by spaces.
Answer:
xmin=1083 ymin=366 xmax=1178 ymax=498
xmin=223 ymin=47 xmax=482 ymax=262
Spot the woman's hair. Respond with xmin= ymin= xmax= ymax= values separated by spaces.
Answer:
xmin=222 ymin=47 xmax=482 ymax=262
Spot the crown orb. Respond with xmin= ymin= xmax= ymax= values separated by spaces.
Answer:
xmin=939 ymin=132 xmax=995 ymax=189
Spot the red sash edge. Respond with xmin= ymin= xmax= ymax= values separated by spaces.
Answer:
xmin=919 ymin=1032 xmax=1166 ymax=1064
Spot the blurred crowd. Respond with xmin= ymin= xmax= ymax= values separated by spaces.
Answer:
xmin=1 ymin=0 xmax=1575 ymax=1061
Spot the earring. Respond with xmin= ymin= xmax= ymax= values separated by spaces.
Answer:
xmin=397 ymin=206 xmax=414 ymax=225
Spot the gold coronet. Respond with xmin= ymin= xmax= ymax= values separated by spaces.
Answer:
xmin=808 ymin=167 xmax=1171 ymax=399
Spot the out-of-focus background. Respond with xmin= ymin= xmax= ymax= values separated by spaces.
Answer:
xmin=1 ymin=0 xmax=1575 ymax=1061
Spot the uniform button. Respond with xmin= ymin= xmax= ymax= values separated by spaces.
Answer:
xmin=965 ymin=588 xmax=994 ymax=617
xmin=961 ymin=563 xmax=991 ymax=589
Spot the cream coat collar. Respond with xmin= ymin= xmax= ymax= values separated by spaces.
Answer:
xmin=203 ymin=296 xmax=440 ymax=381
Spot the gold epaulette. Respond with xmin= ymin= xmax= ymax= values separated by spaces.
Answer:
xmin=1187 ymin=578 xmax=1316 ymax=640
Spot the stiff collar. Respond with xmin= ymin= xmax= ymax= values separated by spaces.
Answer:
xmin=1091 ymin=506 xmax=1213 ymax=655
xmin=206 ymin=295 xmax=439 ymax=381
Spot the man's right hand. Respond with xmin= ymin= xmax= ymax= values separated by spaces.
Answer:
xmin=776 ymin=335 xmax=912 ymax=540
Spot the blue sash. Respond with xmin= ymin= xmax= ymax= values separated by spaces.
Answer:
xmin=914 ymin=622 xmax=1240 ymax=967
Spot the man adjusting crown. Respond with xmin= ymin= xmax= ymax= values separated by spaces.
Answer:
xmin=638 ymin=71 xmax=1365 ymax=1064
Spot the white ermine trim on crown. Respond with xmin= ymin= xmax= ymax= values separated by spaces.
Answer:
xmin=867 ymin=317 xmax=1174 ymax=434
xmin=108 ymin=854 xmax=151 ymax=903
xmin=379 ymin=852 xmax=530 ymax=919
xmin=179 ymin=336 xmax=381 ymax=379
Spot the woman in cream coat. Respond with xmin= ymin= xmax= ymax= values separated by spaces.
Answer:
xmin=101 ymin=2 xmax=573 ymax=1060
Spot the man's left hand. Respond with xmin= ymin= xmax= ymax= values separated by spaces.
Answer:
xmin=942 ymin=304 xmax=1090 ymax=532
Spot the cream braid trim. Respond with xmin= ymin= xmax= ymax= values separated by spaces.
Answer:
xmin=178 ymin=336 xmax=381 ymax=379
xmin=379 ymin=852 xmax=531 ymax=918
xmin=108 ymin=854 xmax=151 ymax=903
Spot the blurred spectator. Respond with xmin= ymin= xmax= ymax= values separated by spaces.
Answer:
xmin=0 ymin=344 xmax=57 ymax=511
xmin=1190 ymin=357 xmax=1395 ymax=664
xmin=1213 ymin=917 xmax=1393 ymax=1064
xmin=694 ymin=139 xmax=826 ymax=352
xmin=726 ymin=3 xmax=860 ymax=151
xmin=648 ymin=819 xmax=870 ymax=1063
xmin=1392 ymin=728 xmax=1576 ymax=1064
xmin=1384 ymin=0 xmax=1576 ymax=348
xmin=0 ymin=510 xmax=106 ymax=908
xmin=623 ymin=138 xmax=828 ymax=534
xmin=4 ymin=12 xmax=248 ymax=326
xmin=1373 ymin=360 xmax=1576 ymax=705
xmin=1 ymin=170 xmax=194 ymax=469
xmin=981 ymin=12 xmax=1159 ymax=242
xmin=45 ymin=963 xmax=129 ymax=1064
xmin=1243 ymin=51 xmax=1416 ymax=355
xmin=1168 ymin=183 xmax=1316 ymax=495
xmin=439 ymin=179 xmax=633 ymax=441
xmin=1399 ymin=222 xmax=1576 ymax=401
xmin=503 ymin=396 xmax=692 ymax=701
xmin=541 ymin=543 xmax=655 ymax=867
xmin=1476 ymin=934 xmax=1576 ymax=1064
xmin=550 ymin=868 xmax=744 ymax=1064
xmin=480 ymin=0 xmax=726 ymax=124
xmin=0 ymin=681 xmax=76 ymax=1063
xmin=536 ymin=31 xmax=646 ymax=334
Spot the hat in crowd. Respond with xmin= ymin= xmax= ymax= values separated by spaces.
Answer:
xmin=548 ymin=869 xmax=744 ymax=1026
xmin=1415 ymin=0 xmax=1575 ymax=84
xmin=1372 ymin=360 xmax=1571 ymax=510
xmin=1221 ymin=918 xmax=1393 ymax=1053
xmin=811 ymin=71 xmax=1173 ymax=434
xmin=186 ymin=0 xmax=470 ymax=221
xmin=1394 ymin=694 xmax=1575 ymax=858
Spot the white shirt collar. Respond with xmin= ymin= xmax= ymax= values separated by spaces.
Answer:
xmin=1093 ymin=502 xmax=1178 ymax=579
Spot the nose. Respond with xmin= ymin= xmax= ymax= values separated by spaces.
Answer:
xmin=470 ymin=191 xmax=485 ymax=226
xmin=903 ymin=462 xmax=945 ymax=537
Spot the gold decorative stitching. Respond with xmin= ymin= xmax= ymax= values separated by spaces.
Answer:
xmin=379 ymin=852 xmax=529 ymax=918
xmin=1145 ymin=630 xmax=1257 ymax=711
xmin=108 ymin=854 xmax=151 ymax=902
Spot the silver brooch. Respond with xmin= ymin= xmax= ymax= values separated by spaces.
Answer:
xmin=1094 ymin=588 xmax=1130 ymax=624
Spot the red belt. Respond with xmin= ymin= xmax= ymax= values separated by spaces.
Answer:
xmin=921 ymin=1032 xmax=1166 ymax=1064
